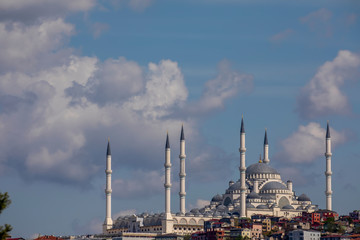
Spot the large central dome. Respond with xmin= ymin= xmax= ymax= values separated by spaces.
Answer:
xmin=246 ymin=162 xmax=279 ymax=175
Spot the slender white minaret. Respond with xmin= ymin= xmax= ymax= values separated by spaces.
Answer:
xmin=239 ymin=116 xmax=247 ymax=218
xmin=325 ymin=121 xmax=332 ymax=211
xmin=179 ymin=125 xmax=186 ymax=215
xmin=103 ymin=139 xmax=113 ymax=233
xmin=162 ymin=133 xmax=173 ymax=233
xmin=263 ymin=129 xmax=270 ymax=164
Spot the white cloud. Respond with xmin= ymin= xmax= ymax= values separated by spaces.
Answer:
xmin=0 ymin=14 xmax=249 ymax=190
xmin=128 ymin=0 xmax=154 ymax=12
xmin=297 ymin=50 xmax=360 ymax=119
xmin=189 ymin=199 xmax=210 ymax=210
xmin=0 ymin=19 xmax=74 ymax=73
xmin=0 ymin=0 xmax=96 ymax=23
xmin=300 ymin=8 xmax=332 ymax=36
xmin=125 ymin=60 xmax=188 ymax=119
xmin=275 ymin=122 xmax=348 ymax=164
xmin=187 ymin=60 xmax=253 ymax=114
xmin=270 ymin=29 xmax=295 ymax=43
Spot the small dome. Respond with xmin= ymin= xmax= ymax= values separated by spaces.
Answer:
xmin=217 ymin=205 xmax=227 ymax=211
xmin=247 ymin=192 xmax=261 ymax=199
xmin=296 ymin=206 xmax=303 ymax=210
xmin=298 ymin=194 xmax=311 ymax=201
xmin=282 ymin=205 xmax=294 ymax=210
xmin=190 ymin=208 xmax=200 ymax=214
xmin=204 ymin=212 xmax=213 ymax=217
xmin=227 ymin=181 xmax=249 ymax=192
xmin=246 ymin=203 xmax=255 ymax=208
xmin=213 ymin=211 xmax=222 ymax=217
xmin=211 ymin=194 xmax=223 ymax=202
xmin=261 ymin=182 xmax=287 ymax=191
xmin=257 ymin=204 xmax=269 ymax=209
xmin=246 ymin=163 xmax=279 ymax=175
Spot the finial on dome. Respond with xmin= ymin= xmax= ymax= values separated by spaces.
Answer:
xmin=180 ymin=124 xmax=185 ymax=141
xmin=166 ymin=132 xmax=170 ymax=149
xmin=240 ymin=115 xmax=245 ymax=133
xmin=259 ymin=154 xmax=262 ymax=163
xmin=106 ymin=138 xmax=111 ymax=156
xmin=264 ymin=128 xmax=268 ymax=145
xmin=326 ymin=121 xmax=331 ymax=138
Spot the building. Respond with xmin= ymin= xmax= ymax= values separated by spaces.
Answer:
xmin=288 ymin=230 xmax=321 ymax=240
xmin=103 ymin=119 xmax=333 ymax=236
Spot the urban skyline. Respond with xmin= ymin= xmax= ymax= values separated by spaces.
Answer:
xmin=0 ymin=0 xmax=359 ymax=238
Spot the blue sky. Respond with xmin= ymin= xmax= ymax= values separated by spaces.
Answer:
xmin=0 ymin=0 xmax=359 ymax=238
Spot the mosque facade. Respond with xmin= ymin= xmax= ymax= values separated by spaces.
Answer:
xmin=102 ymin=118 xmax=333 ymax=235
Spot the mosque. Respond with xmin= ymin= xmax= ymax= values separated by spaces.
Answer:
xmin=102 ymin=118 xmax=333 ymax=236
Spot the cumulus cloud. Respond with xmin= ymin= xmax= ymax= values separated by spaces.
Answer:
xmin=275 ymin=122 xmax=348 ymax=164
xmin=0 ymin=0 xmax=96 ymax=23
xmin=0 ymin=19 xmax=74 ymax=73
xmin=0 ymin=8 xmax=249 ymax=191
xmin=187 ymin=60 xmax=253 ymax=115
xmin=297 ymin=50 xmax=360 ymax=119
xmin=270 ymin=29 xmax=295 ymax=43
xmin=189 ymin=199 xmax=210 ymax=210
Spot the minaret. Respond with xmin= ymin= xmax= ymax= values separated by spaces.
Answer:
xmin=239 ymin=116 xmax=247 ymax=218
xmin=179 ymin=125 xmax=186 ymax=215
xmin=162 ymin=133 xmax=173 ymax=233
xmin=263 ymin=129 xmax=270 ymax=164
xmin=325 ymin=121 xmax=332 ymax=211
xmin=103 ymin=139 xmax=113 ymax=233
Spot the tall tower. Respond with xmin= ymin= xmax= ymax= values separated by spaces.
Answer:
xmin=162 ymin=133 xmax=173 ymax=233
xmin=263 ymin=129 xmax=270 ymax=164
xmin=325 ymin=121 xmax=333 ymax=211
xmin=179 ymin=125 xmax=186 ymax=215
xmin=103 ymin=139 xmax=113 ymax=233
xmin=239 ymin=116 xmax=247 ymax=218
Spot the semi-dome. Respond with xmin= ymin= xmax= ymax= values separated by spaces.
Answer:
xmin=256 ymin=204 xmax=269 ymax=209
xmin=282 ymin=205 xmax=295 ymax=210
xmin=247 ymin=192 xmax=261 ymax=199
xmin=246 ymin=163 xmax=279 ymax=175
xmin=246 ymin=203 xmax=255 ymax=208
xmin=211 ymin=194 xmax=223 ymax=202
xmin=227 ymin=181 xmax=249 ymax=191
xmin=298 ymin=193 xmax=311 ymax=201
xmin=261 ymin=181 xmax=287 ymax=191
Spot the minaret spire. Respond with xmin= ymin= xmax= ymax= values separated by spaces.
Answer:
xmin=325 ymin=121 xmax=332 ymax=211
xmin=239 ymin=115 xmax=247 ymax=218
xmin=103 ymin=138 xmax=113 ymax=233
xmin=179 ymin=125 xmax=186 ymax=215
xmin=263 ymin=128 xmax=270 ymax=164
xmin=162 ymin=132 xmax=173 ymax=233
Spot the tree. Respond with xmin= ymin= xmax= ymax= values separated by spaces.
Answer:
xmin=0 ymin=192 xmax=12 ymax=240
